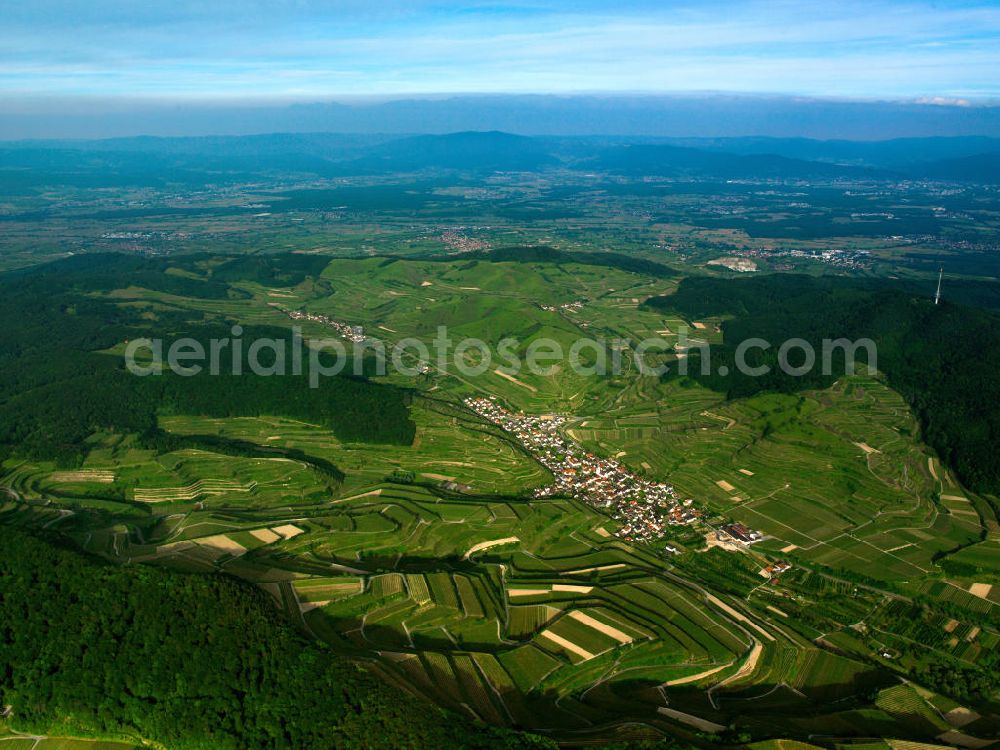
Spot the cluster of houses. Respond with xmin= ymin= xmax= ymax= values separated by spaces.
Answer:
xmin=539 ymin=300 xmax=586 ymax=313
xmin=440 ymin=228 xmax=491 ymax=253
xmin=759 ymin=560 xmax=793 ymax=579
xmin=464 ymin=396 xmax=701 ymax=543
xmin=272 ymin=305 xmax=367 ymax=343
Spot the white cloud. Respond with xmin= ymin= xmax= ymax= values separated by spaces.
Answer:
xmin=0 ymin=0 xmax=998 ymax=98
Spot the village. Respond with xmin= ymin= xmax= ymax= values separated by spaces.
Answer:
xmin=464 ymin=396 xmax=702 ymax=543
xmin=539 ymin=300 xmax=587 ymax=313
xmin=270 ymin=304 xmax=367 ymax=343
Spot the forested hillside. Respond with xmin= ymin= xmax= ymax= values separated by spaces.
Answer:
xmin=0 ymin=254 xmax=416 ymax=467
xmin=0 ymin=528 xmax=555 ymax=749
xmin=643 ymin=275 xmax=1000 ymax=495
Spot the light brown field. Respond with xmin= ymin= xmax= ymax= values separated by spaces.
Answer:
xmin=539 ymin=629 xmax=595 ymax=661
xmin=333 ymin=489 xmax=383 ymax=504
xmin=250 ymin=528 xmax=281 ymax=544
xmin=272 ymin=524 xmax=305 ymax=540
xmin=493 ymin=368 xmax=538 ymax=392
xmin=509 ymin=588 xmax=550 ymax=597
xmin=564 ymin=563 xmax=627 ymax=575
xmin=594 ymin=527 xmax=611 ymax=538
xmin=552 ymin=584 xmax=593 ymax=593
xmin=968 ymin=583 xmax=993 ymax=599
xmin=715 ymin=640 xmax=764 ymax=687
xmin=715 ymin=480 xmax=736 ymax=492
xmin=568 ymin=610 xmax=632 ymax=643
xmin=704 ymin=593 xmax=775 ymax=642
xmin=464 ymin=536 xmax=520 ymax=559
xmin=661 ymin=663 xmax=730 ymax=687
xmin=854 ymin=442 xmax=879 ymax=454
xmin=738 ymin=469 xmax=754 ymax=476
xmin=781 ymin=544 xmax=799 ymax=553
xmin=198 ymin=535 xmax=248 ymax=557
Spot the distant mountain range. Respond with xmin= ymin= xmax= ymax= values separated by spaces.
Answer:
xmin=651 ymin=135 xmax=1000 ymax=166
xmin=2 ymin=130 xmax=999 ymax=185
xmin=4 ymin=94 xmax=1000 ymax=141
xmin=347 ymin=131 xmax=557 ymax=173
xmin=588 ymin=143 xmax=886 ymax=180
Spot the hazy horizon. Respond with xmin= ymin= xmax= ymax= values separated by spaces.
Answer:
xmin=3 ymin=1 xmax=1000 ymax=140
xmin=4 ymin=92 xmax=1000 ymax=141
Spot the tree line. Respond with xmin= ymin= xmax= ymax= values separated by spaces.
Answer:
xmin=642 ymin=274 xmax=1000 ymax=498
xmin=0 ymin=254 xmax=416 ymax=469
xmin=0 ymin=528 xmax=555 ymax=749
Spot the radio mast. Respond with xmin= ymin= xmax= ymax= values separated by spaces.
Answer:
xmin=934 ymin=267 xmax=943 ymax=305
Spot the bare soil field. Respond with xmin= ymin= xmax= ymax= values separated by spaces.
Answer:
xmin=464 ymin=536 xmax=520 ymax=559
xmin=539 ymin=629 xmax=595 ymax=661
xmin=662 ymin=663 xmax=730 ymax=686
xmin=250 ymin=528 xmax=281 ymax=544
xmin=493 ymin=369 xmax=538 ymax=392
xmin=968 ymin=583 xmax=993 ymax=599
xmin=272 ymin=524 xmax=305 ymax=539
xmin=568 ymin=610 xmax=633 ymax=643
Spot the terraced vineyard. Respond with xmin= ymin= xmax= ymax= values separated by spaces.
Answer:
xmin=1 ymin=254 xmax=998 ymax=746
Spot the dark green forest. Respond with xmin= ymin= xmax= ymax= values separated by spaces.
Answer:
xmin=0 ymin=254 xmax=415 ymax=468
xmin=642 ymin=274 xmax=1000 ymax=496
xmin=0 ymin=528 xmax=554 ymax=750
xmin=415 ymin=244 xmax=678 ymax=278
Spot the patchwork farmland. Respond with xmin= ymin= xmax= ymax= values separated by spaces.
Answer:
xmin=1 ymin=255 xmax=997 ymax=745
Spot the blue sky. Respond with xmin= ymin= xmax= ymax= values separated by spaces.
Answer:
xmin=2 ymin=0 xmax=999 ymax=105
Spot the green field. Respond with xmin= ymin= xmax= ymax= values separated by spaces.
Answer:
xmin=1 ymin=252 xmax=997 ymax=745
